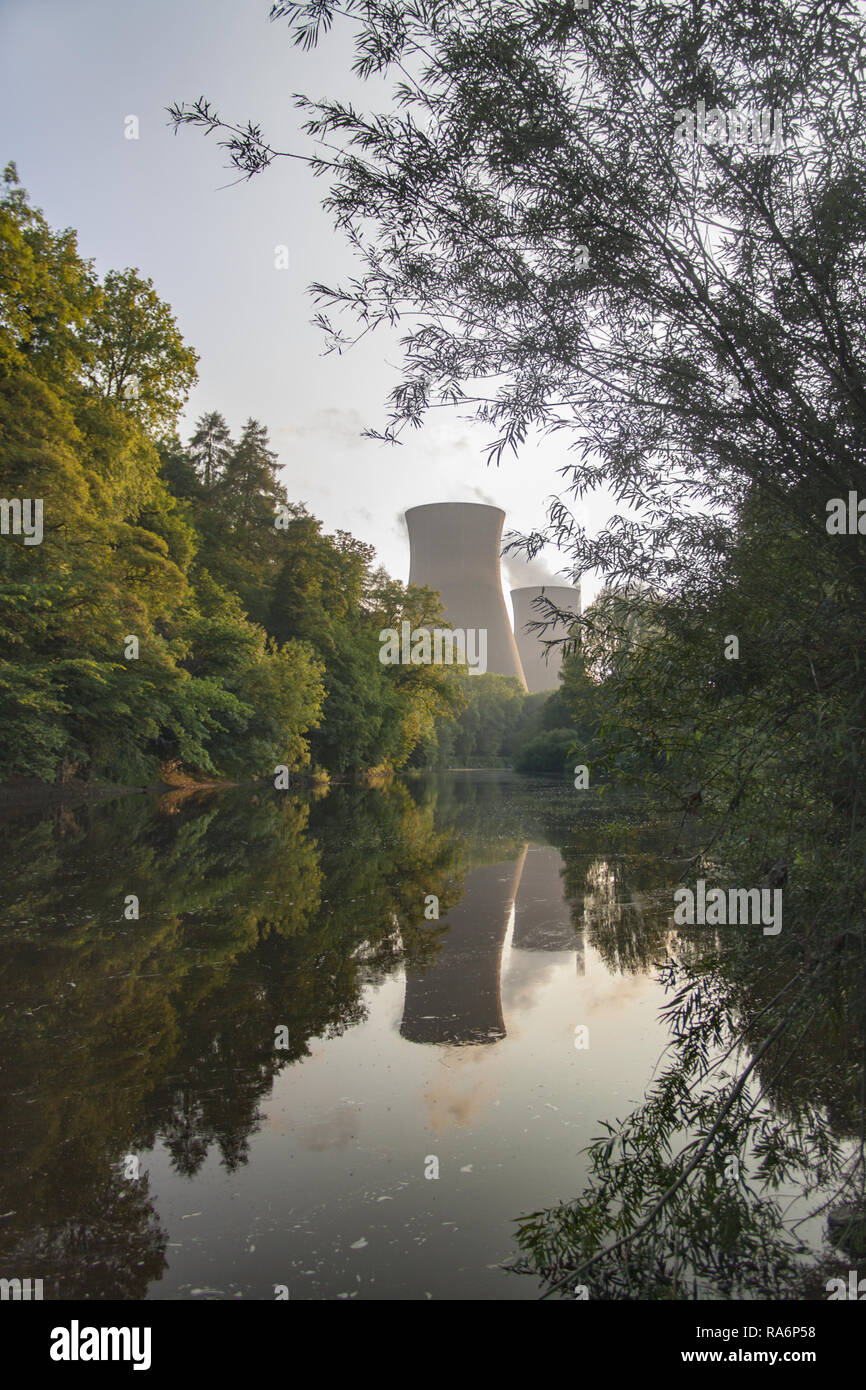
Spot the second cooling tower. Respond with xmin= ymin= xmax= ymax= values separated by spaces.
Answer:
xmin=405 ymin=503 xmax=526 ymax=687
xmin=511 ymin=585 xmax=581 ymax=694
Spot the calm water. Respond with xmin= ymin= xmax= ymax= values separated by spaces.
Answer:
xmin=0 ymin=773 xmax=689 ymax=1300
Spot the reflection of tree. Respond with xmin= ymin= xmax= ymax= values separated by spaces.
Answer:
xmin=514 ymin=917 xmax=866 ymax=1300
xmin=583 ymin=858 xmax=640 ymax=973
xmin=6 ymin=1170 xmax=168 ymax=1301
xmin=481 ymin=791 xmax=866 ymax=1301
xmin=0 ymin=780 xmax=467 ymax=1295
xmin=10 ymin=774 xmax=853 ymax=1304
xmin=729 ymin=928 xmax=865 ymax=1144
xmin=416 ymin=778 xmax=699 ymax=975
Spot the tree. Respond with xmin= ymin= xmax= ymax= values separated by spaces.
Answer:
xmin=220 ymin=418 xmax=283 ymax=525
xmin=169 ymin=0 xmax=866 ymax=596
xmin=513 ymin=726 xmax=574 ymax=775
xmin=156 ymin=431 xmax=201 ymax=501
xmin=268 ymin=510 xmax=371 ymax=649
xmin=82 ymin=267 xmax=198 ymax=434
xmin=0 ymin=175 xmax=323 ymax=784
xmin=168 ymin=0 xmax=866 ymax=1297
xmin=193 ymin=417 xmax=290 ymax=626
xmin=269 ymin=516 xmax=461 ymax=771
xmin=0 ymin=162 xmax=99 ymax=389
xmin=188 ymin=411 xmax=233 ymax=490
xmin=167 ymin=0 xmax=866 ymax=880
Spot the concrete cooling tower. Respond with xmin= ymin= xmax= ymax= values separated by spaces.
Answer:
xmin=405 ymin=503 xmax=527 ymax=688
xmin=510 ymin=585 xmax=581 ymax=694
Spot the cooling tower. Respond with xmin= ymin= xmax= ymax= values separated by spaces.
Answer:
xmin=405 ymin=503 xmax=527 ymax=688
xmin=510 ymin=585 xmax=581 ymax=694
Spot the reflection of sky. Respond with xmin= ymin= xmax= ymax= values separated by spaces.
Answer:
xmin=143 ymin=842 xmax=670 ymax=1300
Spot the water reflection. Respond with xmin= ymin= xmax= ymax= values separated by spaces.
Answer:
xmin=401 ymin=857 xmax=522 ymax=1045
xmin=0 ymin=774 xmax=694 ymax=1299
xmin=513 ymin=843 xmax=585 ymax=974
xmin=400 ymin=838 xmax=594 ymax=1046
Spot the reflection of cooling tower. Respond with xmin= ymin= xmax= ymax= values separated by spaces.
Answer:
xmin=510 ymin=585 xmax=581 ymax=694
xmin=405 ymin=503 xmax=527 ymax=687
xmin=512 ymin=844 xmax=585 ymax=973
xmin=400 ymin=852 xmax=526 ymax=1046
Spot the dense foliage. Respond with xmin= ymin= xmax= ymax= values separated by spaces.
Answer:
xmin=0 ymin=166 xmax=458 ymax=785
xmin=408 ymin=646 xmax=608 ymax=774
xmin=170 ymin=0 xmax=866 ymax=1296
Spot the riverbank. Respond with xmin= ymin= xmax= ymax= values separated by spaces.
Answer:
xmin=0 ymin=774 xmax=237 ymax=817
xmin=0 ymin=764 xmax=396 ymax=816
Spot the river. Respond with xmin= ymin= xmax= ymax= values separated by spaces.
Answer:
xmin=0 ymin=772 xmax=776 ymax=1299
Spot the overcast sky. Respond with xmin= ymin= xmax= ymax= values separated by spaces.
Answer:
xmin=0 ymin=0 xmax=613 ymax=607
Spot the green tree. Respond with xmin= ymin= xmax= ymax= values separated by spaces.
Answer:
xmin=0 ymin=175 xmax=323 ymax=785
xmin=221 ymin=417 xmax=283 ymax=525
xmin=0 ymin=161 xmax=98 ymax=388
xmin=82 ymin=267 xmax=198 ymax=435
xmin=168 ymin=0 xmax=866 ymax=1296
xmin=188 ymin=411 xmax=233 ymax=490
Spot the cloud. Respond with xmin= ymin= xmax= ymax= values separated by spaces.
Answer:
xmin=470 ymin=484 xmax=499 ymax=506
xmin=424 ymin=1066 xmax=499 ymax=1133
xmin=274 ymin=408 xmax=369 ymax=446
xmin=501 ymin=950 xmax=560 ymax=1014
xmin=501 ymin=549 xmax=571 ymax=591
xmin=297 ymin=1100 xmax=360 ymax=1151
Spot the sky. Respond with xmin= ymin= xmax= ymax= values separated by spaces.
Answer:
xmin=0 ymin=0 xmax=612 ymax=607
